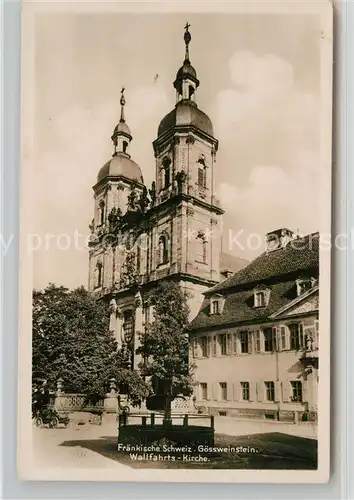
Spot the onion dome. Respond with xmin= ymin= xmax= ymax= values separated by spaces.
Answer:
xmin=158 ymin=99 xmax=213 ymax=137
xmin=97 ymin=88 xmax=144 ymax=184
xmin=97 ymin=155 xmax=143 ymax=184
xmin=158 ymin=24 xmax=213 ymax=138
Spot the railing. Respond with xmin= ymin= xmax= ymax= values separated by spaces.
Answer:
xmin=118 ymin=411 xmax=214 ymax=430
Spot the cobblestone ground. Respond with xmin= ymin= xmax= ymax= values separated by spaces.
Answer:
xmin=32 ymin=415 xmax=317 ymax=470
xmin=32 ymin=419 xmax=129 ymax=470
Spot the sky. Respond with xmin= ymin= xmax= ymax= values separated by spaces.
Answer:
xmin=32 ymin=11 xmax=324 ymax=290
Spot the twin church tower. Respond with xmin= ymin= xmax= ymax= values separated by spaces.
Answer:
xmin=88 ymin=25 xmax=225 ymax=368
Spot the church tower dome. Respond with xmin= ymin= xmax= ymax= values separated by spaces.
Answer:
xmin=157 ymin=23 xmax=213 ymax=140
xmin=97 ymin=88 xmax=144 ymax=184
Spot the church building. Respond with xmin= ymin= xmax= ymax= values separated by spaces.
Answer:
xmin=88 ymin=26 xmax=245 ymax=371
xmin=87 ymin=26 xmax=319 ymax=421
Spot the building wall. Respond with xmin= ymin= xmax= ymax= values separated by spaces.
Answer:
xmin=190 ymin=314 xmax=319 ymax=420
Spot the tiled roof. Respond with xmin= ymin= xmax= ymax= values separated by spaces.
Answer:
xmin=189 ymin=232 xmax=319 ymax=331
xmin=210 ymin=233 xmax=319 ymax=294
xmin=220 ymin=252 xmax=249 ymax=274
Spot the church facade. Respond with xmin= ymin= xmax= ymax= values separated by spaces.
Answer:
xmin=88 ymin=26 xmax=244 ymax=371
xmin=87 ymin=27 xmax=319 ymax=422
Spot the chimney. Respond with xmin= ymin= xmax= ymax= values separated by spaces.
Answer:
xmin=265 ymin=228 xmax=295 ymax=252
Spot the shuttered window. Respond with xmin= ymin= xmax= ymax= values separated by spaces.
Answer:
xmin=219 ymin=382 xmax=227 ymax=401
xmin=290 ymin=381 xmax=303 ymax=403
xmin=240 ymin=331 xmax=248 ymax=353
xmin=241 ymin=382 xmax=250 ymax=401
xmin=265 ymin=381 xmax=275 ymax=402
xmin=200 ymin=383 xmax=208 ymax=400
xmin=200 ymin=336 xmax=209 ymax=357
xmin=289 ymin=323 xmax=304 ymax=350
xmin=218 ymin=334 xmax=227 ymax=355
xmin=264 ymin=327 xmax=275 ymax=351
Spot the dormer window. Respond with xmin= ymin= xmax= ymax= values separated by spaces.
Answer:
xmin=254 ymin=291 xmax=265 ymax=307
xmin=212 ymin=301 xmax=219 ymax=314
xmin=253 ymin=286 xmax=270 ymax=308
xmin=296 ymin=277 xmax=316 ymax=296
xmin=209 ymin=294 xmax=225 ymax=315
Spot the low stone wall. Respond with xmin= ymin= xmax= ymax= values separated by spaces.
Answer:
xmin=205 ymin=406 xmax=317 ymax=423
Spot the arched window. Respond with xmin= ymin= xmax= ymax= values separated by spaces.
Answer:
xmin=123 ymin=310 xmax=135 ymax=344
xmin=196 ymin=232 xmax=207 ymax=264
xmin=123 ymin=141 xmax=128 ymax=153
xmin=162 ymin=157 xmax=171 ymax=189
xmin=96 ymin=261 xmax=103 ymax=288
xmin=99 ymin=200 xmax=105 ymax=225
xmin=158 ymin=234 xmax=169 ymax=265
xmin=202 ymin=239 xmax=207 ymax=263
xmin=189 ymin=85 xmax=195 ymax=99
xmin=197 ymin=157 xmax=207 ymax=188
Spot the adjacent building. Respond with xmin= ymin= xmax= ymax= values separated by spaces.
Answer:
xmin=189 ymin=229 xmax=319 ymax=421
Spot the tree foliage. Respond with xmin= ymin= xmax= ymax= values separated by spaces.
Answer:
xmin=136 ymin=281 xmax=195 ymax=424
xmin=32 ymin=284 xmax=149 ymax=407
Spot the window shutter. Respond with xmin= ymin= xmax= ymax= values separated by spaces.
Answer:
xmin=188 ymin=343 xmax=193 ymax=359
xmin=285 ymin=326 xmax=291 ymax=350
xmin=206 ymin=336 xmax=211 ymax=357
xmin=302 ymin=380 xmax=308 ymax=403
xmin=260 ymin=330 xmax=265 ymax=352
xmin=207 ymin=383 xmax=213 ymax=401
xmin=226 ymin=333 xmax=232 ymax=355
xmin=275 ymin=381 xmax=281 ymax=402
xmin=249 ymin=382 xmax=257 ymax=402
xmin=254 ymin=330 xmax=265 ymax=353
xmin=233 ymin=382 xmax=240 ymax=401
xmin=272 ymin=326 xmax=278 ymax=351
xmin=195 ymin=383 xmax=200 ymax=401
xmin=254 ymin=331 xmax=260 ymax=353
xmin=192 ymin=338 xmax=198 ymax=358
xmin=247 ymin=331 xmax=253 ymax=353
xmin=299 ymin=322 xmax=305 ymax=349
xmin=257 ymin=381 xmax=265 ymax=402
xmin=232 ymin=332 xmax=238 ymax=354
xmin=226 ymin=383 xmax=233 ymax=401
xmin=281 ymin=380 xmax=291 ymax=402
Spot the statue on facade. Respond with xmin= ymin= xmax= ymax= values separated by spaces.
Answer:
xmin=305 ymin=332 xmax=313 ymax=352
xmin=175 ymin=170 xmax=187 ymax=194
xmin=139 ymin=185 xmax=150 ymax=213
xmin=89 ymin=218 xmax=94 ymax=234
xmin=127 ymin=184 xmax=139 ymax=212
xmin=149 ymin=181 xmax=156 ymax=208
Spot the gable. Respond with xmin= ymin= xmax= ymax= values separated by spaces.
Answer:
xmin=271 ymin=288 xmax=319 ymax=319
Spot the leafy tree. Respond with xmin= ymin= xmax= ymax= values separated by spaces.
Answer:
xmin=32 ymin=284 xmax=149 ymax=410
xmin=136 ymin=281 xmax=195 ymax=426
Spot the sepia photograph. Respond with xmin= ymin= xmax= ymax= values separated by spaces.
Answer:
xmin=18 ymin=0 xmax=332 ymax=483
